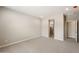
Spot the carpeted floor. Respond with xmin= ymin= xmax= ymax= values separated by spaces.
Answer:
xmin=0 ymin=37 xmax=79 ymax=53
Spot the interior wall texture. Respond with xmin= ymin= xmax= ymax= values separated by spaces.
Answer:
xmin=0 ymin=7 xmax=41 ymax=46
xmin=41 ymin=13 xmax=64 ymax=41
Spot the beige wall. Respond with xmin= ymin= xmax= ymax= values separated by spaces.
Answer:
xmin=0 ymin=7 xmax=41 ymax=46
xmin=41 ymin=18 xmax=49 ymax=37
xmin=41 ymin=13 xmax=64 ymax=41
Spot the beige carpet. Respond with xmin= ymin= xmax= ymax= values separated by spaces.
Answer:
xmin=0 ymin=37 xmax=79 ymax=53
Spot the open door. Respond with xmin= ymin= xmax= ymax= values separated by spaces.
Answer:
xmin=48 ymin=19 xmax=54 ymax=39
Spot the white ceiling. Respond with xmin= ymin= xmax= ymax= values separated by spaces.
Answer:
xmin=5 ymin=6 xmax=79 ymax=19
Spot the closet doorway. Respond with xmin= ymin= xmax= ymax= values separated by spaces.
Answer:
xmin=48 ymin=20 xmax=55 ymax=39
xmin=64 ymin=20 xmax=77 ymax=42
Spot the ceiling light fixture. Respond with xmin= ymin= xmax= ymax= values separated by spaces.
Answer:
xmin=65 ymin=8 xmax=69 ymax=11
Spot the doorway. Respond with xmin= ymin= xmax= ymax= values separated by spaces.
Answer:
xmin=64 ymin=20 xmax=77 ymax=42
xmin=48 ymin=20 xmax=54 ymax=39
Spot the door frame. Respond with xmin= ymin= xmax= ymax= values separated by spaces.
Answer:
xmin=48 ymin=19 xmax=55 ymax=38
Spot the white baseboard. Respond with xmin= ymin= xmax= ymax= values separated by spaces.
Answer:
xmin=0 ymin=35 xmax=40 ymax=48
